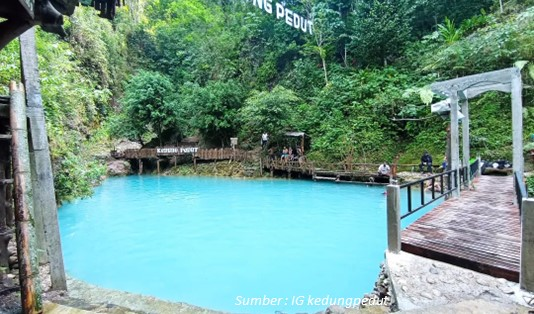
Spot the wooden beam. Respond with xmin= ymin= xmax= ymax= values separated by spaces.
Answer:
xmin=10 ymin=81 xmax=41 ymax=314
xmin=0 ymin=104 xmax=8 ymax=119
xmin=20 ymin=28 xmax=66 ymax=290
xmin=0 ymin=19 xmax=33 ymax=51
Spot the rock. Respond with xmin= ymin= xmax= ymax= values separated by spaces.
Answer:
xmin=432 ymin=289 xmax=442 ymax=297
xmin=401 ymin=285 xmax=408 ymax=293
xmin=497 ymin=278 xmax=507 ymax=284
xmin=8 ymin=256 xmax=16 ymax=264
xmin=439 ymin=276 xmax=456 ymax=284
xmin=497 ymin=285 xmax=514 ymax=294
xmin=421 ymin=292 xmax=433 ymax=299
xmin=429 ymin=267 xmax=439 ymax=275
xmin=476 ymin=278 xmax=489 ymax=286
xmin=114 ymin=140 xmax=142 ymax=153
xmin=426 ymin=276 xmax=437 ymax=284
xmin=107 ymin=160 xmax=131 ymax=176
xmin=6 ymin=274 xmax=15 ymax=280
xmin=325 ymin=305 xmax=345 ymax=314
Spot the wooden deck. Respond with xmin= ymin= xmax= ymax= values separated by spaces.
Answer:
xmin=401 ymin=175 xmax=521 ymax=281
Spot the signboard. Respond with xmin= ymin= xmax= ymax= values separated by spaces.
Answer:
xmin=156 ymin=147 xmax=199 ymax=156
xmin=250 ymin=0 xmax=313 ymax=35
xmin=230 ymin=137 xmax=238 ymax=149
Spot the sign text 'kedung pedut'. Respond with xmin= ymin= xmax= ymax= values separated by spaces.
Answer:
xmin=250 ymin=0 xmax=313 ymax=35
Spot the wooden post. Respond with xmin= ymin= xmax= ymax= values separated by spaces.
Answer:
xmin=0 ymin=162 xmax=11 ymax=268
xmin=511 ymin=68 xmax=523 ymax=183
xmin=157 ymin=159 xmax=160 ymax=174
xmin=20 ymin=27 xmax=67 ymax=290
xmin=450 ymin=92 xmax=460 ymax=197
xmin=138 ymin=159 xmax=143 ymax=175
xmin=387 ymin=184 xmax=401 ymax=253
xmin=521 ymin=199 xmax=534 ymax=292
xmin=461 ymin=98 xmax=470 ymax=187
xmin=5 ymin=158 xmax=13 ymax=228
xmin=10 ymin=82 xmax=42 ymax=314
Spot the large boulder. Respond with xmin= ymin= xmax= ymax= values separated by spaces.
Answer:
xmin=107 ymin=160 xmax=131 ymax=176
xmin=115 ymin=140 xmax=142 ymax=152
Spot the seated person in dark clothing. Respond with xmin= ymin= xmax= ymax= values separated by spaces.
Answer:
xmin=419 ymin=151 xmax=433 ymax=173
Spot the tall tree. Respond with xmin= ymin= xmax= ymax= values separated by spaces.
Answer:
xmin=348 ymin=0 xmax=413 ymax=67
xmin=121 ymin=70 xmax=178 ymax=145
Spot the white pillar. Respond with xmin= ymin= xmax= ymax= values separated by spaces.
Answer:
xmin=461 ymin=98 xmax=470 ymax=187
xmin=450 ymin=92 xmax=460 ymax=197
xmin=511 ymin=68 xmax=523 ymax=183
xmin=387 ymin=184 xmax=401 ymax=253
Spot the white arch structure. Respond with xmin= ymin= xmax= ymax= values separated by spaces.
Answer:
xmin=431 ymin=67 xmax=523 ymax=196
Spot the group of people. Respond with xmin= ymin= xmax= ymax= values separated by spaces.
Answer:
xmin=279 ymin=146 xmax=303 ymax=161
xmin=262 ymin=132 xmax=304 ymax=161
xmin=377 ymin=151 xmax=447 ymax=178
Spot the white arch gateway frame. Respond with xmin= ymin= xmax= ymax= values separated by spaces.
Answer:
xmin=431 ymin=67 xmax=523 ymax=196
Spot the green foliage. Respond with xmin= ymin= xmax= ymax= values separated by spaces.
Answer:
xmin=527 ymin=176 xmax=534 ymax=197
xmin=348 ymin=0 xmax=413 ymax=66
xmin=118 ymin=70 xmax=179 ymax=145
xmin=2 ymin=0 xmax=534 ymax=201
xmin=54 ymin=153 xmax=106 ymax=201
xmin=180 ymin=80 xmax=245 ymax=147
xmin=422 ymin=7 xmax=534 ymax=77
xmin=239 ymin=86 xmax=300 ymax=147
xmin=438 ymin=17 xmax=463 ymax=44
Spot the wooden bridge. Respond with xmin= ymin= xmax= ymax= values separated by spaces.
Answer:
xmin=401 ymin=175 xmax=521 ymax=281
xmin=262 ymin=158 xmax=443 ymax=183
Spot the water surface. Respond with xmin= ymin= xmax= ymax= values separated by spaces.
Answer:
xmin=59 ymin=176 xmax=433 ymax=313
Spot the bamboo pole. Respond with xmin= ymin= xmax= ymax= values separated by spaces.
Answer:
xmin=10 ymin=81 xmax=41 ymax=314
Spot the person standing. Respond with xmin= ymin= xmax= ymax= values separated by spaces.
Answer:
xmin=261 ymin=132 xmax=269 ymax=149
xmin=419 ymin=151 xmax=433 ymax=173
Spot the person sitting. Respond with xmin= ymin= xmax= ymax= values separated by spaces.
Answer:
xmin=377 ymin=162 xmax=391 ymax=177
xmin=419 ymin=151 xmax=433 ymax=173
xmin=281 ymin=146 xmax=289 ymax=160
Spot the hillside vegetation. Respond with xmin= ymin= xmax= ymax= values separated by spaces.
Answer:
xmin=0 ymin=0 xmax=533 ymax=201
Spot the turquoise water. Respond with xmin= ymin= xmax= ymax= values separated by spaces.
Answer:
xmin=59 ymin=176 xmax=434 ymax=314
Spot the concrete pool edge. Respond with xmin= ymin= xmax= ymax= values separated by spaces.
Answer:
xmin=63 ymin=277 xmax=227 ymax=314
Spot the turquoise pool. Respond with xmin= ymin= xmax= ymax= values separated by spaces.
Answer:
xmin=59 ymin=176 xmax=434 ymax=313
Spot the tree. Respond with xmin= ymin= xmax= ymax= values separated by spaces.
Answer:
xmin=120 ymin=70 xmax=179 ymax=145
xmin=239 ymin=86 xmax=300 ymax=146
xmin=348 ymin=0 xmax=413 ymax=67
xmin=181 ymin=80 xmax=245 ymax=147
xmin=305 ymin=2 xmax=345 ymax=85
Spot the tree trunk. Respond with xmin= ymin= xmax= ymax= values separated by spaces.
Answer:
xmin=321 ymin=56 xmax=328 ymax=85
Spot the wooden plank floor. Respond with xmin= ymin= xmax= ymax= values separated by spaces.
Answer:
xmin=401 ymin=175 xmax=521 ymax=281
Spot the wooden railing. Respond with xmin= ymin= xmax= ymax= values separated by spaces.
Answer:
xmin=122 ymin=147 xmax=255 ymax=162
xmin=387 ymin=160 xmax=480 ymax=253
xmin=398 ymin=169 xmax=457 ymax=220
